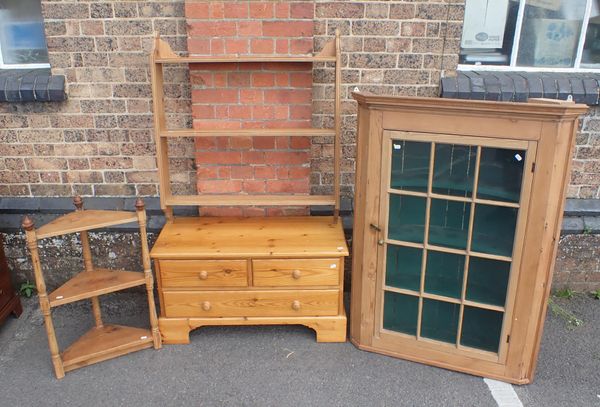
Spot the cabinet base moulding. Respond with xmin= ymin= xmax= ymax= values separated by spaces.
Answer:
xmin=159 ymin=313 xmax=347 ymax=344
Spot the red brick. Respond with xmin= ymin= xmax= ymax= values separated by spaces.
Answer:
xmin=275 ymin=136 xmax=289 ymax=149
xmin=264 ymin=89 xmax=312 ymax=104
xmin=197 ymin=167 xmax=219 ymax=179
xmin=216 ymin=137 xmax=231 ymax=148
xmin=240 ymin=89 xmax=263 ymax=104
xmin=265 ymin=151 xmax=309 ymax=164
xmin=190 ymin=72 xmax=213 ymax=86
xmin=266 ymin=179 xmax=309 ymax=193
xmin=228 ymin=72 xmax=251 ymax=87
xmin=224 ymin=3 xmax=248 ymax=18
xmin=209 ymin=2 xmax=225 ymax=18
xmin=229 ymin=105 xmax=252 ymax=119
xmin=193 ymin=89 xmax=238 ymax=103
xmin=214 ymin=105 xmax=230 ymax=119
xmin=250 ymin=2 xmax=274 ymax=18
xmin=192 ymin=105 xmax=215 ymax=119
xmin=196 ymin=151 xmax=242 ymax=165
xmin=275 ymin=2 xmax=290 ymax=18
xmin=252 ymin=73 xmax=275 ymax=87
xmin=290 ymin=2 xmax=314 ymax=19
xmin=188 ymin=38 xmax=210 ymax=55
xmin=252 ymin=106 xmax=275 ymax=120
xmin=243 ymin=180 xmax=266 ymax=193
xmin=273 ymin=106 xmax=289 ymax=120
xmin=267 ymin=207 xmax=309 ymax=216
xmin=210 ymin=39 xmax=225 ymax=55
xmin=276 ymin=167 xmax=289 ymax=179
xmin=289 ymin=167 xmax=311 ymax=179
xmin=242 ymin=151 xmax=266 ymax=164
xmin=253 ymin=137 xmax=276 ymax=149
xmin=290 ymin=39 xmax=313 ymax=54
xmin=274 ymin=72 xmax=289 ymax=86
xmin=290 ymin=136 xmax=311 ymax=149
xmin=243 ymin=207 xmax=267 ymax=217
xmin=198 ymin=179 xmax=242 ymax=193
xmin=254 ymin=166 xmax=276 ymax=179
xmin=264 ymin=62 xmax=310 ymax=71
xmin=231 ymin=165 xmax=254 ymax=179
xmin=290 ymin=72 xmax=313 ymax=87
xmin=238 ymin=21 xmax=262 ymax=36
xmin=225 ymin=39 xmax=249 ymax=54
xmin=290 ymin=105 xmax=312 ymax=119
xmin=275 ymin=39 xmax=289 ymax=54
xmin=189 ymin=21 xmax=237 ymax=37
xmin=218 ymin=167 xmax=231 ymax=178
xmin=201 ymin=207 xmax=244 ymax=216
xmin=185 ymin=3 xmax=209 ymax=18
xmin=194 ymin=120 xmax=242 ymax=130
xmin=251 ymin=39 xmax=274 ymax=54
xmin=230 ymin=136 xmax=253 ymax=149
xmin=195 ymin=136 xmax=217 ymax=150
xmin=263 ymin=21 xmax=313 ymax=37
xmin=214 ymin=73 xmax=227 ymax=87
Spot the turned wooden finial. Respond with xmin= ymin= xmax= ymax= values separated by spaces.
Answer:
xmin=73 ymin=195 xmax=83 ymax=210
xmin=22 ymin=215 xmax=34 ymax=231
xmin=135 ymin=198 xmax=145 ymax=211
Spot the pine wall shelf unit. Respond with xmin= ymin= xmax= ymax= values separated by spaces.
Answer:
xmin=149 ymin=33 xmax=349 ymax=344
xmin=23 ymin=197 xmax=161 ymax=379
xmin=350 ymin=93 xmax=587 ymax=384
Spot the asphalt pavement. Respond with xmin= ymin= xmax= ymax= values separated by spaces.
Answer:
xmin=0 ymin=293 xmax=598 ymax=407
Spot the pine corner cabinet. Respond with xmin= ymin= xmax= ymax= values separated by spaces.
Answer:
xmin=350 ymin=93 xmax=588 ymax=384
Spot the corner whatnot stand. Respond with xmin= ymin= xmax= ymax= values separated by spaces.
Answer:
xmin=23 ymin=197 xmax=161 ymax=379
xmin=149 ymin=32 xmax=349 ymax=344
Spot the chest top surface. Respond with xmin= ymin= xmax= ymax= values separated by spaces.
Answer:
xmin=150 ymin=216 xmax=349 ymax=259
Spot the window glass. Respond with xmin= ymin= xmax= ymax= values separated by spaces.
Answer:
xmin=0 ymin=0 xmax=49 ymax=66
xmin=581 ymin=2 xmax=600 ymax=67
xmin=516 ymin=0 xmax=587 ymax=67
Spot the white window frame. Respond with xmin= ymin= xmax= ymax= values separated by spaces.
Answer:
xmin=459 ymin=0 xmax=599 ymax=72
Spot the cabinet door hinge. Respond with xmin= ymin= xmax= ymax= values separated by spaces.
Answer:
xmin=531 ymin=162 xmax=536 ymax=173
xmin=507 ymin=334 xmax=511 ymax=343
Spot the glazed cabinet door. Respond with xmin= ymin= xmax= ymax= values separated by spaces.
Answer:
xmin=372 ymin=131 xmax=536 ymax=366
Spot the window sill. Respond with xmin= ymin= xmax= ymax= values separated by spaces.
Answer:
xmin=441 ymin=71 xmax=600 ymax=106
xmin=0 ymin=68 xmax=66 ymax=103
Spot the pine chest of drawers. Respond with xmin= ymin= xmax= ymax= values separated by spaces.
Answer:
xmin=150 ymin=216 xmax=349 ymax=344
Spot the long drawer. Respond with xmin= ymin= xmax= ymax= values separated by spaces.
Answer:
xmin=159 ymin=260 xmax=247 ymax=288
xmin=162 ymin=290 xmax=339 ymax=317
xmin=252 ymin=258 xmax=340 ymax=287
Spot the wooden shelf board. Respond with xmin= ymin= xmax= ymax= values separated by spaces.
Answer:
xmin=165 ymin=194 xmax=336 ymax=207
xmin=160 ymin=128 xmax=335 ymax=138
xmin=155 ymin=55 xmax=336 ymax=64
xmin=49 ymin=268 xmax=146 ymax=307
xmin=150 ymin=216 xmax=349 ymax=259
xmin=36 ymin=210 xmax=138 ymax=239
xmin=62 ymin=324 xmax=153 ymax=370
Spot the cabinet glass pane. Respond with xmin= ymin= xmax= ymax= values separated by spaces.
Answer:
xmin=390 ymin=140 xmax=430 ymax=192
xmin=478 ymin=148 xmax=526 ymax=203
xmin=432 ymin=143 xmax=476 ymax=197
xmin=386 ymin=245 xmax=422 ymax=292
xmin=428 ymin=199 xmax=470 ymax=250
xmin=383 ymin=291 xmax=419 ymax=336
xmin=388 ymin=194 xmax=426 ymax=243
xmin=471 ymin=204 xmax=518 ymax=257
xmin=466 ymin=257 xmax=511 ymax=307
xmin=461 ymin=306 xmax=504 ymax=353
xmin=424 ymin=251 xmax=465 ymax=299
xmin=421 ymin=299 xmax=460 ymax=344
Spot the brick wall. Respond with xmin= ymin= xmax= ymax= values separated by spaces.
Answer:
xmin=186 ymin=1 xmax=315 ymax=216
xmin=0 ymin=0 xmax=598 ymax=201
xmin=0 ymin=0 xmax=194 ymax=198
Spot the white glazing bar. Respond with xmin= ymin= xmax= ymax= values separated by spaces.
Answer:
xmin=574 ymin=0 xmax=593 ymax=68
xmin=509 ymin=0 xmax=527 ymax=67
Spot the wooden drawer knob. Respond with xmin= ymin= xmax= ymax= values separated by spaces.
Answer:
xmin=202 ymin=301 xmax=211 ymax=311
xmin=223 ymin=268 xmax=232 ymax=274
xmin=292 ymin=269 xmax=302 ymax=279
xmin=291 ymin=300 xmax=301 ymax=311
xmin=199 ymin=270 xmax=208 ymax=280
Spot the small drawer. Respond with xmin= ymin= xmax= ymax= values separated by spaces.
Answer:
xmin=163 ymin=290 xmax=339 ymax=318
xmin=159 ymin=260 xmax=247 ymax=288
xmin=252 ymin=258 xmax=340 ymax=287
